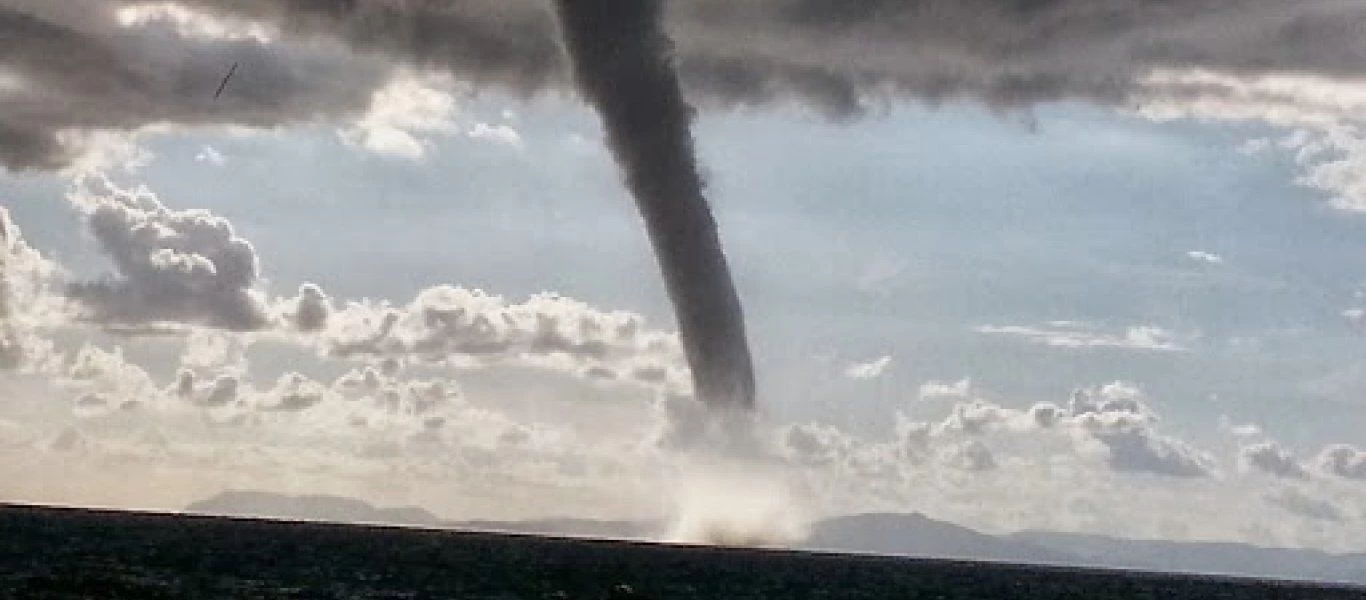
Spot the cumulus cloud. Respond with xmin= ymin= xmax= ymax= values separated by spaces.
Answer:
xmin=843 ymin=355 xmax=891 ymax=380
xmin=1062 ymin=383 xmax=1215 ymax=478
xmin=172 ymin=368 xmax=239 ymax=408
xmin=0 ymin=206 xmax=64 ymax=370
xmin=784 ymin=379 xmax=1215 ymax=481
xmin=320 ymin=285 xmax=688 ymax=392
xmin=7 ymin=0 xmax=1366 ymax=172
xmin=284 ymin=283 xmax=329 ymax=333
xmin=975 ymin=323 xmax=1189 ymax=352
xmin=61 ymin=343 xmax=162 ymax=414
xmin=339 ymin=70 xmax=460 ymax=160
xmin=1240 ymin=442 xmax=1309 ymax=480
xmin=64 ymin=177 xmax=270 ymax=331
xmin=941 ymin=439 xmax=997 ymax=472
xmin=8 ymin=176 xmax=695 ymax=405
xmin=1314 ymin=444 xmax=1366 ymax=480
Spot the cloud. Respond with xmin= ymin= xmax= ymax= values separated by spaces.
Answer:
xmin=9 ymin=176 xmax=693 ymax=403
xmin=1218 ymin=417 xmax=1263 ymax=441
xmin=284 ymin=283 xmax=329 ymax=333
xmin=843 ymin=355 xmax=891 ymax=380
xmin=180 ymin=0 xmax=1366 ymax=116
xmin=61 ymin=343 xmax=162 ymax=414
xmin=941 ymin=439 xmax=997 ymax=472
xmin=468 ymin=123 xmax=523 ymax=149
xmin=918 ymin=378 xmax=971 ymax=401
xmin=172 ymin=368 xmax=239 ymax=408
xmin=0 ymin=0 xmax=387 ymax=170
xmin=7 ymin=0 xmax=1366 ymax=173
xmin=58 ymin=130 xmax=154 ymax=176
xmin=339 ymin=70 xmax=460 ymax=160
xmin=1185 ymin=250 xmax=1224 ymax=265
xmin=1065 ymin=383 xmax=1214 ymax=478
xmin=1314 ymin=444 xmax=1366 ymax=480
xmin=194 ymin=145 xmax=225 ymax=165
xmin=64 ymin=177 xmax=271 ymax=331
xmin=975 ymin=323 xmax=1188 ymax=352
xmin=1266 ymin=488 xmax=1346 ymax=523
xmin=788 ymin=379 xmax=1215 ymax=481
xmin=0 ymin=206 xmax=64 ymax=370
xmin=1135 ymin=69 xmax=1366 ymax=212
xmin=113 ymin=1 xmax=274 ymax=43
xmin=320 ymin=285 xmax=689 ymax=392
xmin=1240 ymin=442 xmax=1309 ymax=480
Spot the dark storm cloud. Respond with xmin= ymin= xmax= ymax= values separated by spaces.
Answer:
xmin=0 ymin=0 xmax=385 ymax=170
xmin=6 ymin=0 xmax=1366 ymax=170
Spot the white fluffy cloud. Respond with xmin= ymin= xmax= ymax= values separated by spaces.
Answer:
xmin=786 ymin=381 xmax=1216 ymax=481
xmin=1136 ymin=69 xmax=1366 ymax=213
xmin=29 ymin=178 xmax=690 ymax=397
xmin=0 ymin=206 xmax=64 ymax=371
xmin=320 ymin=285 xmax=688 ymax=392
xmin=340 ymin=71 xmax=461 ymax=160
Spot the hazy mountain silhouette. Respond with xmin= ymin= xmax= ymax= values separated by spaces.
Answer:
xmin=185 ymin=490 xmax=442 ymax=527
xmin=185 ymin=491 xmax=1366 ymax=584
xmin=805 ymin=513 xmax=1078 ymax=565
xmin=1012 ymin=531 xmax=1366 ymax=585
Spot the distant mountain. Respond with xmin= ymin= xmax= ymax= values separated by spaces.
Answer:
xmin=805 ymin=513 xmax=1079 ymax=565
xmin=184 ymin=491 xmax=1366 ymax=585
xmin=185 ymin=490 xmax=442 ymax=527
xmin=1013 ymin=530 xmax=1366 ymax=585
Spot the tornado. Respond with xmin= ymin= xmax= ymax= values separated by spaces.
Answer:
xmin=552 ymin=0 xmax=756 ymax=411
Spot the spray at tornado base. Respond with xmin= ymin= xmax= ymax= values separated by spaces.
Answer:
xmin=552 ymin=0 xmax=756 ymax=413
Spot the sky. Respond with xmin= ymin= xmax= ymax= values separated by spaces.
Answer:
xmin=1 ymin=0 xmax=1366 ymax=554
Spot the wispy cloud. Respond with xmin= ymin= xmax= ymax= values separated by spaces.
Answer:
xmin=194 ymin=145 xmax=225 ymax=166
xmin=918 ymin=378 xmax=971 ymax=401
xmin=1185 ymin=250 xmax=1225 ymax=265
xmin=974 ymin=323 xmax=1189 ymax=352
xmin=843 ymin=356 xmax=891 ymax=380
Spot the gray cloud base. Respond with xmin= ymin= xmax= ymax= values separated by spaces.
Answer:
xmin=5 ymin=0 xmax=1366 ymax=169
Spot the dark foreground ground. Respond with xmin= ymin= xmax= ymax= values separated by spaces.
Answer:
xmin=1 ymin=504 xmax=1363 ymax=599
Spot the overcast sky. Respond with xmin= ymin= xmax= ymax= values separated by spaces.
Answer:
xmin=1 ymin=0 xmax=1365 ymax=554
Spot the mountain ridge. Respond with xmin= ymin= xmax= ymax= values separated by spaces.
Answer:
xmin=185 ymin=490 xmax=1366 ymax=585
